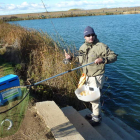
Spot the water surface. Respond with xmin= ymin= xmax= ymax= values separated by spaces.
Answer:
xmin=9 ymin=14 xmax=140 ymax=133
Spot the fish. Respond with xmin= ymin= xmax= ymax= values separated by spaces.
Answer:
xmin=115 ymin=108 xmax=127 ymax=116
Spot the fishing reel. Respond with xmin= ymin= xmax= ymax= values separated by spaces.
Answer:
xmin=63 ymin=58 xmax=70 ymax=64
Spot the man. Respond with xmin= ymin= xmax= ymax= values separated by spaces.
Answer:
xmin=65 ymin=26 xmax=117 ymax=126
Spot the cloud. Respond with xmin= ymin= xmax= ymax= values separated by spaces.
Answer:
xmin=12 ymin=2 xmax=44 ymax=10
xmin=56 ymin=1 xmax=88 ymax=8
xmin=0 ymin=4 xmax=4 ymax=11
xmin=7 ymin=4 xmax=17 ymax=10
xmin=53 ymin=0 xmax=116 ymax=10
xmin=53 ymin=0 xmax=140 ymax=10
xmin=0 ymin=2 xmax=49 ymax=15
xmin=0 ymin=0 xmax=140 ymax=15
xmin=18 ymin=2 xmax=29 ymax=9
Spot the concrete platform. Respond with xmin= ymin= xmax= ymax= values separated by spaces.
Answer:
xmin=36 ymin=101 xmax=84 ymax=140
xmin=79 ymin=109 xmax=140 ymax=140
xmin=36 ymin=101 xmax=140 ymax=140
xmin=62 ymin=106 xmax=105 ymax=140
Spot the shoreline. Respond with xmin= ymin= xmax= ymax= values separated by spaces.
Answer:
xmin=0 ymin=6 xmax=140 ymax=21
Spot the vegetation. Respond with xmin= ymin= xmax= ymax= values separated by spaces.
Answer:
xmin=0 ymin=56 xmax=15 ymax=76
xmin=1 ymin=6 xmax=140 ymax=22
xmin=0 ymin=20 xmax=89 ymax=110
xmin=0 ymin=86 xmax=29 ymax=138
xmin=68 ymin=9 xmax=82 ymax=11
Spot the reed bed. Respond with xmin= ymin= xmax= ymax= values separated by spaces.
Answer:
xmin=1 ymin=7 xmax=140 ymax=22
xmin=0 ymin=20 xmax=88 ymax=110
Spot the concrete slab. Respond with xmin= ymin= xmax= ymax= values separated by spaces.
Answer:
xmin=62 ymin=106 xmax=105 ymax=140
xmin=110 ymin=115 xmax=140 ymax=140
xmin=36 ymin=101 xmax=84 ymax=140
xmin=102 ymin=114 xmax=136 ymax=140
xmin=79 ymin=109 xmax=123 ymax=140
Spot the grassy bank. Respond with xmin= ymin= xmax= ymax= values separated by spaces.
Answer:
xmin=0 ymin=20 xmax=89 ymax=110
xmin=0 ymin=56 xmax=14 ymax=77
xmin=1 ymin=6 xmax=140 ymax=21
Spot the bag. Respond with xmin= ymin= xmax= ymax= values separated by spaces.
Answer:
xmin=78 ymin=73 xmax=86 ymax=88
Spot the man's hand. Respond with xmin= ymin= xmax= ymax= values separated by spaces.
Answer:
xmin=95 ymin=58 xmax=104 ymax=64
xmin=64 ymin=49 xmax=71 ymax=59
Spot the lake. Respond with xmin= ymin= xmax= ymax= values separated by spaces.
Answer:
xmin=9 ymin=14 xmax=140 ymax=133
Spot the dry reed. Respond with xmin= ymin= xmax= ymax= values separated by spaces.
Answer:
xmin=0 ymin=20 xmax=87 ymax=110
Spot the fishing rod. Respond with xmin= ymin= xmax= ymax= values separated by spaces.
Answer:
xmin=0 ymin=61 xmax=94 ymax=114
xmin=0 ymin=61 xmax=94 ymax=132
xmin=33 ymin=61 xmax=94 ymax=86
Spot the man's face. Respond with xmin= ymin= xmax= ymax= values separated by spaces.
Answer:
xmin=84 ymin=34 xmax=95 ymax=43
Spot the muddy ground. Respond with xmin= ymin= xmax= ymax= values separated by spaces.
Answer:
xmin=1 ymin=105 xmax=55 ymax=140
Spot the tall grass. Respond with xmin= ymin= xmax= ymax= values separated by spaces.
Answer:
xmin=0 ymin=20 xmax=88 ymax=110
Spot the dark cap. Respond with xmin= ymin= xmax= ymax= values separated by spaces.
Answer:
xmin=84 ymin=26 xmax=95 ymax=36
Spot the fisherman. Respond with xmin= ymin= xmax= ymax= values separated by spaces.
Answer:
xmin=65 ymin=26 xmax=117 ymax=126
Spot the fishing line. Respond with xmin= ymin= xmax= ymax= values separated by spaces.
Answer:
xmin=40 ymin=0 xmax=75 ymax=96
xmin=41 ymin=0 xmax=58 ymax=36
xmin=41 ymin=0 xmax=68 ymax=49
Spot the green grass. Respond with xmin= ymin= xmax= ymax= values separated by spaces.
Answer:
xmin=0 ymin=56 xmax=15 ymax=77
xmin=0 ymin=88 xmax=29 ymax=138
xmin=0 ymin=56 xmax=30 ymax=138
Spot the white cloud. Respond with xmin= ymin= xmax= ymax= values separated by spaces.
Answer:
xmin=55 ymin=1 xmax=91 ymax=9
xmin=6 ymin=4 xmax=17 ymax=10
xmin=53 ymin=0 xmax=117 ymax=10
xmin=0 ymin=4 xmax=4 ymax=11
xmin=54 ymin=0 xmax=140 ymax=10
xmin=101 ymin=0 xmax=115 ymax=4
xmin=17 ymin=2 xmax=29 ymax=10
xmin=0 ymin=2 xmax=48 ymax=15
xmin=129 ymin=0 xmax=134 ymax=2
xmin=21 ymin=2 xmax=29 ymax=7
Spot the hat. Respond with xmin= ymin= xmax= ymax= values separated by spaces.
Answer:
xmin=84 ymin=26 xmax=95 ymax=36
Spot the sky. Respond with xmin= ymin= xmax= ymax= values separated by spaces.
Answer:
xmin=0 ymin=0 xmax=140 ymax=15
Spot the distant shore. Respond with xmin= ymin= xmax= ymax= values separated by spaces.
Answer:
xmin=0 ymin=6 xmax=140 ymax=21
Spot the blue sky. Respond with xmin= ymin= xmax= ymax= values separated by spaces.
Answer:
xmin=0 ymin=0 xmax=140 ymax=15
